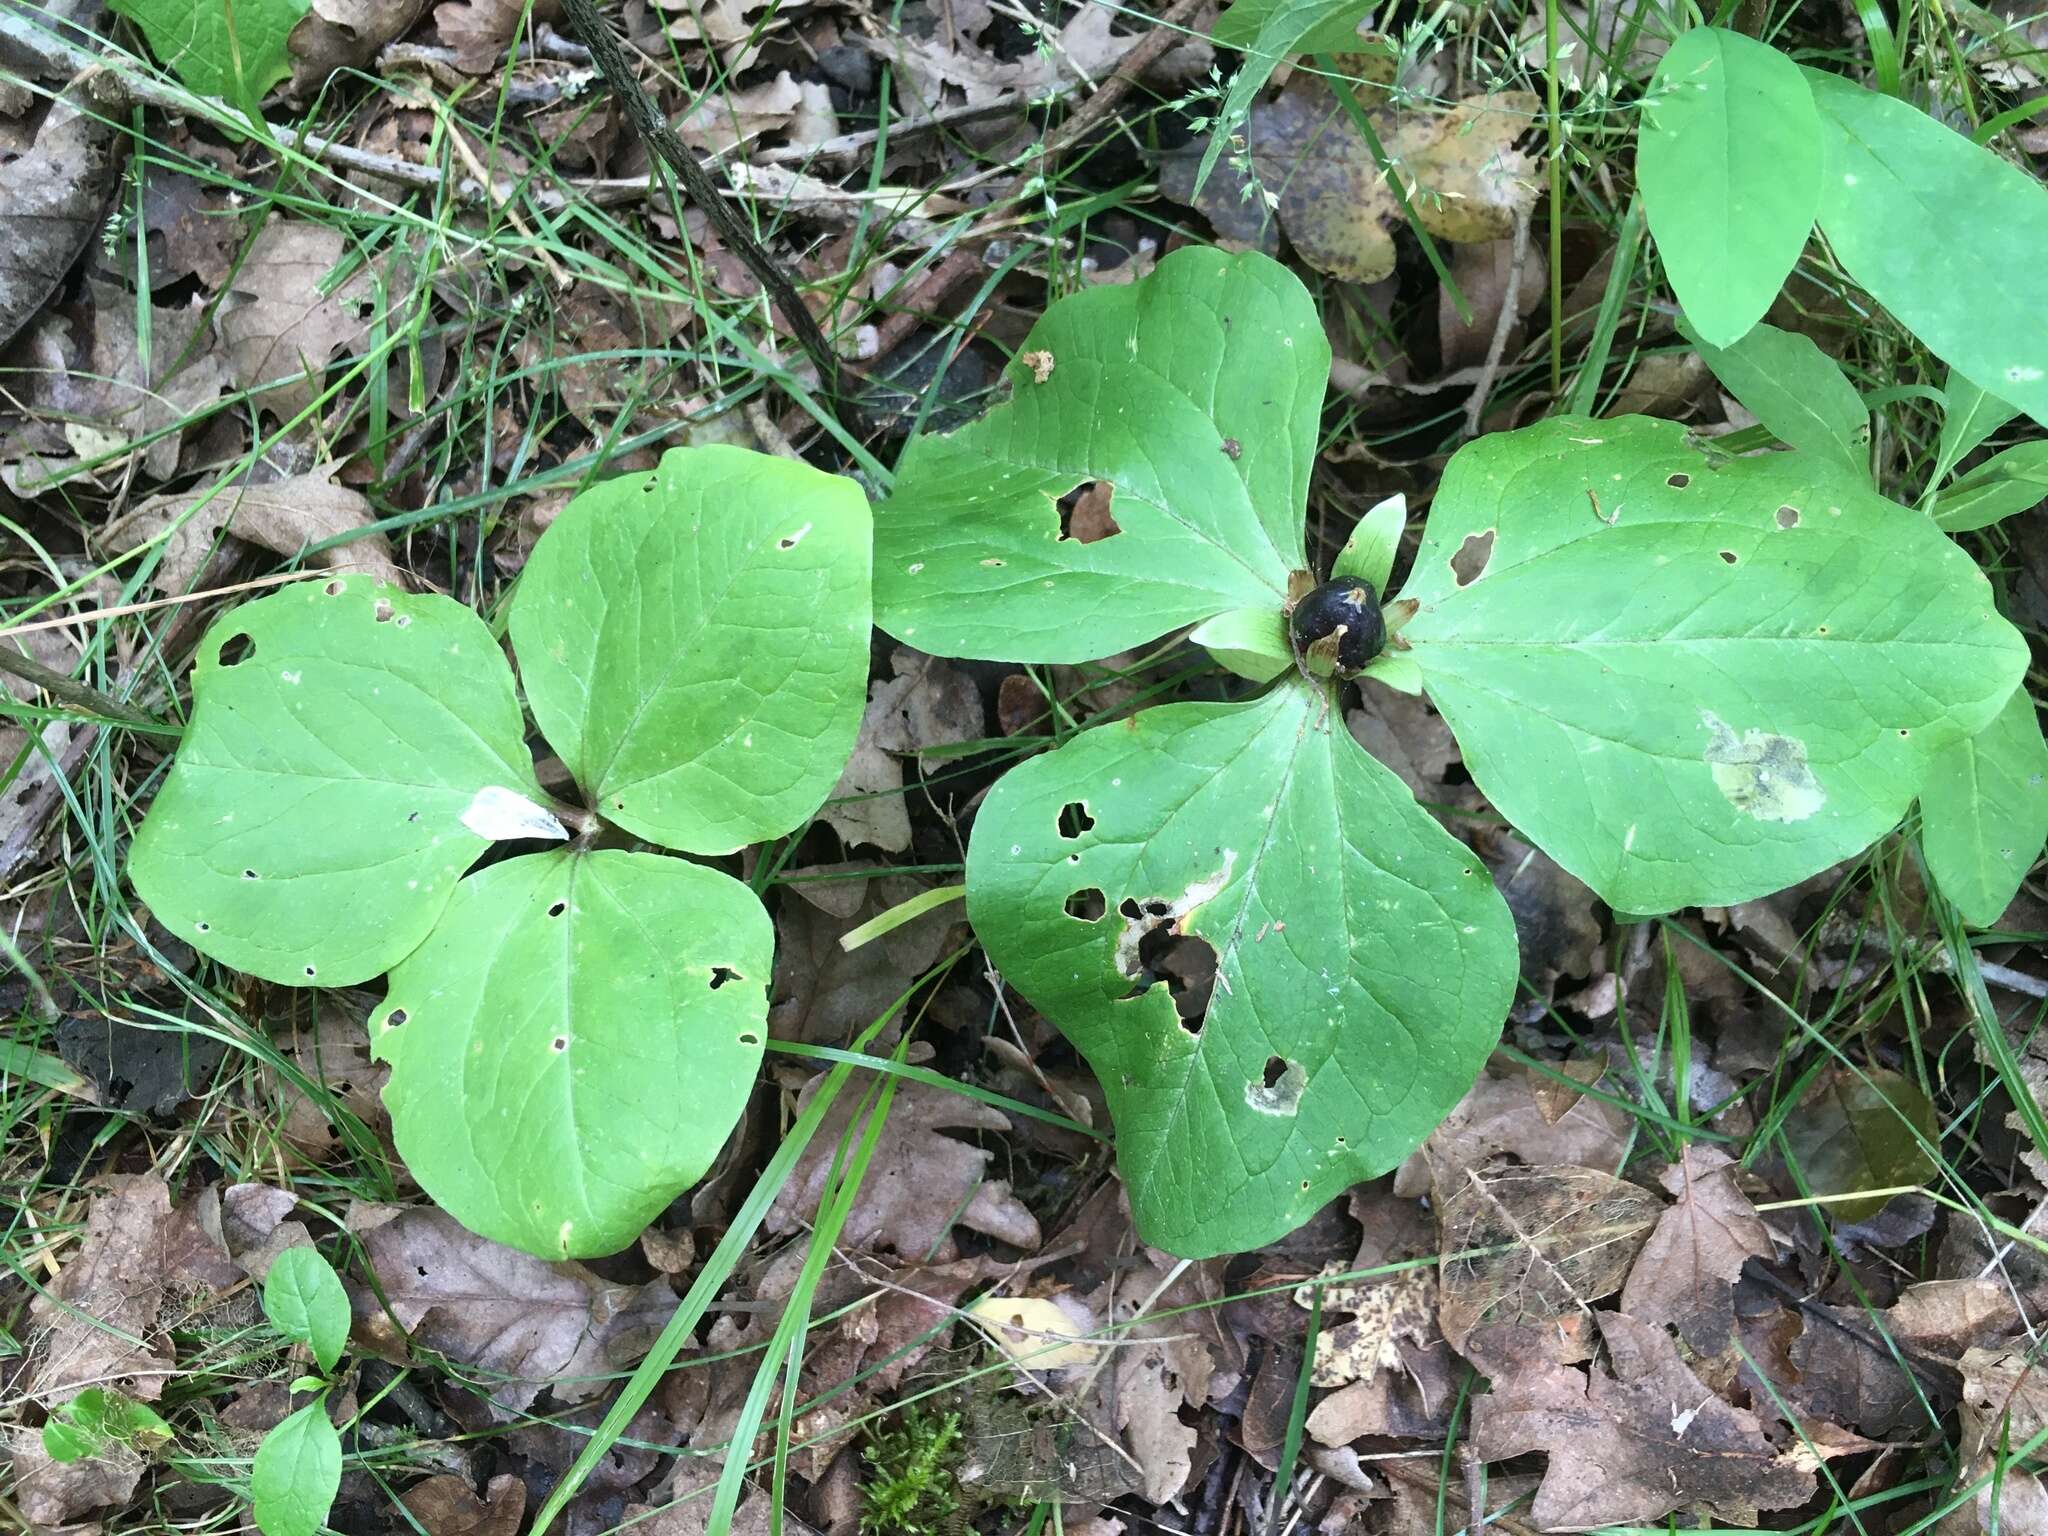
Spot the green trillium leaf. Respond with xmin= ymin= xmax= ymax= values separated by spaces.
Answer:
xmin=512 ymin=444 xmax=871 ymax=854
xmin=1400 ymin=416 xmax=2028 ymax=913
xmin=1639 ymin=28 xmax=1821 ymax=349
xmin=1934 ymin=368 xmax=2021 ymax=485
xmin=1685 ymin=320 xmax=1869 ymax=477
xmin=1809 ymin=68 xmax=2048 ymax=429
xmin=1932 ymin=440 xmax=2048 ymax=532
xmin=966 ymin=681 xmax=1516 ymax=1258
xmin=109 ymin=0 xmax=310 ymax=101
xmin=1922 ymin=687 xmax=2048 ymax=927
xmin=371 ymin=849 xmax=773 ymax=1259
xmin=130 ymin=576 xmax=548 ymax=986
xmin=1331 ymin=494 xmax=1405 ymax=592
xmin=262 ymin=1249 xmax=351 ymax=1377
xmin=875 ymin=247 xmax=1324 ymax=662
xmin=250 ymin=1400 xmax=341 ymax=1536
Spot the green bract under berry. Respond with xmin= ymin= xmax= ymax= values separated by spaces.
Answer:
xmin=874 ymin=243 xmax=2028 ymax=1259
xmin=130 ymin=445 xmax=872 ymax=1259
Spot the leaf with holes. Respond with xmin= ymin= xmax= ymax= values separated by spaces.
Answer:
xmin=1400 ymin=415 xmax=2027 ymax=913
xmin=966 ymin=682 xmax=1516 ymax=1256
xmin=262 ymin=1249 xmax=350 ymax=1376
xmin=512 ymin=445 xmax=870 ymax=853
xmin=1922 ymin=688 xmax=2048 ymax=927
xmin=250 ymin=1398 xmax=340 ymax=1536
xmin=1809 ymin=68 xmax=2048 ymax=430
xmin=874 ymin=245 xmax=1324 ymax=663
xmin=129 ymin=576 xmax=554 ymax=987
xmin=129 ymin=445 xmax=870 ymax=1261
xmin=370 ymin=850 xmax=771 ymax=1259
xmin=1638 ymin=28 xmax=1821 ymax=349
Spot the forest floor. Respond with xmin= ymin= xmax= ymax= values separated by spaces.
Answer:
xmin=6 ymin=1 xmax=2048 ymax=1534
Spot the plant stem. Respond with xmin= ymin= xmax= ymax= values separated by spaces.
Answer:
xmin=556 ymin=0 xmax=849 ymax=417
xmin=1544 ymin=0 xmax=1564 ymax=397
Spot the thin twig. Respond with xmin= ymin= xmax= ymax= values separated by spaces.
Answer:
xmin=556 ymin=0 xmax=847 ymax=412
xmin=1462 ymin=207 xmax=1533 ymax=438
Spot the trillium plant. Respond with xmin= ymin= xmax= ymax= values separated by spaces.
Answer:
xmin=873 ymin=245 xmax=2029 ymax=1258
xmin=132 ymin=446 xmax=871 ymax=1258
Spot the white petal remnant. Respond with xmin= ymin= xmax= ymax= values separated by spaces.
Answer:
xmin=460 ymin=785 xmax=570 ymax=843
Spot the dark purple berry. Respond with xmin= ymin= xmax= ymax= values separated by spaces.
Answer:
xmin=1289 ymin=578 xmax=1385 ymax=678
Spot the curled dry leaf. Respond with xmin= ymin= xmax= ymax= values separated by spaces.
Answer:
xmin=1617 ymin=1145 xmax=1772 ymax=1353
xmin=871 ymin=0 xmax=1140 ymax=112
xmin=1165 ymin=84 xmax=1539 ymax=284
xmin=1474 ymin=1311 xmax=1814 ymax=1529
xmin=968 ymin=1293 xmax=1102 ymax=1371
xmin=357 ymin=1206 xmax=675 ymax=1414
xmin=1436 ymin=1163 xmax=1661 ymax=1359
xmin=433 ymin=0 xmax=561 ymax=72
xmin=289 ymin=0 xmax=431 ymax=93
xmin=764 ymin=1078 xmax=1040 ymax=1258
xmin=103 ymin=468 xmax=405 ymax=595
xmin=1398 ymin=1065 xmax=1635 ymax=1195
xmin=401 ymin=1472 xmax=527 ymax=1536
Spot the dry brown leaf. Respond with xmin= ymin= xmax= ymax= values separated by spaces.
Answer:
xmin=764 ymin=1078 xmax=1039 ymax=1258
xmin=357 ymin=1206 xmax=674 ymax=1414
xmin=73 ymin=282 xmax=226 ymax=479
xmin=1399 ymin=1066 xmax=1635 ymax=1194
xmin=1439 ymin=234 xmax=1546 ymax=373
xmin=1306 ymin=1338 xmax=1459 ymax=1447
xmin=1962 ymin=1344 xmax=2048 ymax=1461
xmin=290 ymin=0 xmax=432 ymax=92
xmin=27 ymin=1175 xmax=239 ymax=1404
xmin=269 ymin=1001 xmax=393 ymax=1159
xmin=874 ymin=1 xmax=1139 ymax=112
xmin=433 ymin=0 xmax=561 ymax=72
xmin=103 ymin=468 xmax=404 ymax=595
xmin=865 ymin=645 xmax=987 ymax=768
xmin=0 ymin=91 xmax=116 ymax=357
xmin=768 ymin=872 xmax=959 ymax=1044
xmin=1476 ymin=826 xmax=1602 ymax=995
xmin=819 ymin=735 xmax=911 ymax=853
xmin=401 ymin=1472 xmax=527 ymax=1536
xmin=215 ymin=220 xmax=376 ymax=422
xmin=1475 ymin=1311 xmax=1815 ymax=1529
xmin=1783 ymin=1302 xmax=1939 ymax=1439
xmin=1295 ymin=1263 xmax=1435 ymax=1388
xmin=1436 ymin=1164 xmax=1661 ymax=1358
xmin=9 ymin=1427 xmax=145 ymax=1529
xmin=1115 ymin=1338 xmax=1197 ymax=1504
xmin=1347 ymin=690 xmax=1468 ymax=802
xmin=1618 ymin=1145 xmax=1772 ymax=1353
xmin=677 ymin=70 xmax=803 ymax=154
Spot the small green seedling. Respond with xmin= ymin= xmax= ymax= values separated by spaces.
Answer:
xmin=41 ymin=1388 xmax=173 ymax=1464
xmin=131 ymin=445 xmax=872 ymax=1257
xmin=875 ymin=245 xmax=2028 ymax=1259
xmin=1692 ymin=325 xmax=2048 ymax=928
xmin=250 ymin=1247 xmax=351 ymax=1536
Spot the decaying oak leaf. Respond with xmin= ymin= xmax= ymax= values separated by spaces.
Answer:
xmin=1617 ymin=1145 xmax=1772 ymax=1353
xmin=1294 ymin=1262 xmax=1436 ymax=1388
xmin=1474 ymin=1311 xmax=1815 ymax=1529
xmin=1399 ymin=1066 xmax=1635 ymax=1195
xmin=1436 ymin=1164 xmax=1660 ymax=1357
xmin=103 ymin=467 xmax=404 ymax=595
xmin=289 ymin=0 xmax=430 ymax=93
xmin=401 ymin=1472 xmax=527 ymax=1536
xmin=865 ymin=646 xmax=987 ymax=769
xmin=214 ymin=219 xmax=376 ymax=422
xmin=357 ymin=1206 xmax=674 ymax=1414
xmin=1961 ymin=1344 xmax=2048 ymax=1463
xmin=432 ymin=0 xmax=561 ymax=73
xmin=1165 ymin=83 xmax=1538 ymax=283
xmin=764 ymin=1078 xmax=1040 ymax=1258
xmin=871 ymin=0 xmax=1141 ymax=113
xmin=767 ymin=871 xmax=961 ymax=1045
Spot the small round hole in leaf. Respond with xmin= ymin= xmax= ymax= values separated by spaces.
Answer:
xmin=1719 ymin=550 xmax=1739 ymax=564
xmin=547 ymin=900 xmax=567 ymax=918
xmin=324 ymin=579 xmax=345 ymax=595
xmin=1058 ymin=802 xmax=1096 ymax=837
xmin=242 ymin=869 xmax=258 ymax=880
xmin=1451 ymin=530 xmax=1494 ymax=586
xmin=373 ymin=598 xmax=395 ymax=623
xmin=1065 ymin=888 xmax=1106 ymax=920
xmin=1056 ymin=481 xmax=1121 ymax=544
xmin=195 ymin=921 xmax=209 ymax=932
xmin=386 ymin=1009 xmax=408 ymax=1027
xmin=1776 ymin=505 xmax=1801 ymax=529
xmin=739 ymin=1031 xmax=761 ymax=1046
xmin=551 ymin=1036 xmax=567 ymax=1051
xmin=1262 ymin=1055 xmax=1289 ymax=1089
xmin=709 ymin=966 xmax=739 ymax=989
xmin=1666 ymin=472 xmax=1691 ymax=489
xmin=217 ymin=634 xmax=255 ymax=667
xmin=304 ymin=965 xmax=316 ymax=978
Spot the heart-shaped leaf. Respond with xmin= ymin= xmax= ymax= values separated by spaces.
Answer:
xmin=251 ymin=1398 xmax=341 ymax=1536
xmin=262 ymin=1249 xmax=350 ymax=1377
xmin=966 ymin=681 xmax=1516 ymax=1257
xmin=130 ymin=576 xmax=551 ymax=986
xmin=1639 ymin=27 xmax=1821 ymax=348
xmin=109 ymin=0 xmax=310 ymax=101
xmin=511 ymin=444 xmax=871 ymax=854
xmin=875 ymin=247 xmax=1324 ymax=663
xmin=370 ymin=849 xmax=772 ymax=1258
xmin=1922 ymin=687 xmax=2048 ymax=927
xmin=1401 ymin=416 xmax=2028 ymax=913
xmin=1809 ymin=68 xmax=2048 ymax=429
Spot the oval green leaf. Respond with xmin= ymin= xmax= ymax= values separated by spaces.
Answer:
xmin=1933 ymin=440 xmax=2048 ymax=532
xmin=875 ymin=247 xmax=1322 ymax=663
xmin=1810 ymin=68 xmax=2048 ymax=429
xmin=250 ymin=1399 xmax=340 ymax=1536
xmin=1934 ymin=368 xmax=2021 ymax=485
xmin=370 ymin=848 xmax=772 ymax=1258
xmin=1401 ymin=416 xmax=2028 ymax=913
xmin=966 ymin=682 xmax=1517 ymax=1258
xmin=130 ymin=576 xmax=550 ymax=986
xmin=262 ymin=1249 xmax=350 ymax=1377
xmin=512 ymin=445 xmax=870 ymax=855
xmin=1922 ymin=687 xmax=2048 ymax=927
xmin=1639 ymin=28 xmax=1821 ymax=348
xmin=1686 ymin=319 xmax=1869 ymax=476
